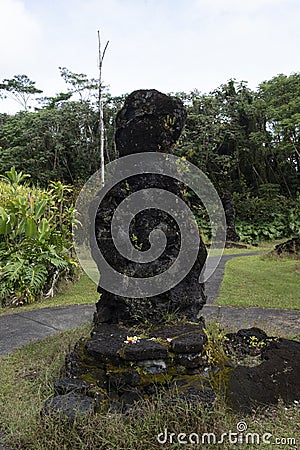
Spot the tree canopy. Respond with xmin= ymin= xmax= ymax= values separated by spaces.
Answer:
xmin=0 ymin=69 xmax=299 ymax=202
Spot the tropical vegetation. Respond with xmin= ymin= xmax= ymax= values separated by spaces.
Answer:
xmin=0 ymin=69 xmax=299 ymax=305
xmin=0 ymin=167 xmax=77 ymax=306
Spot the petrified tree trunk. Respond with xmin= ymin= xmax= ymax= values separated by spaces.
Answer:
xmin=91 ymin=89 xmax=207 ymax=325
xmin=44 ymin=90 xmax=300 ymax=420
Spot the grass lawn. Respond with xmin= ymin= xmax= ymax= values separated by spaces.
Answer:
xmin=0 ymin=240 xmax=299 ymax=448
xmin=0 ymin=326 xmax=299 ymax=449
xmin=217 ymin=255 xmax=300 ymax=310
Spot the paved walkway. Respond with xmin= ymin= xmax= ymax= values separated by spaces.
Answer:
xmin=0 ymin=253 xmax=299 ymax=358
xmin=202 ymin=304 xmax=300 ymax=337
xmin=0 ymin=304 xmax=95 ymax=357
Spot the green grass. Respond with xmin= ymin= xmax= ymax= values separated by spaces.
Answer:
xmin=0 ymin=274 xmax=98 ymax=317
xmin=217 ymin=255 xmax=300 ymax=310
xmin=0 ymin=325 xmax=299 ymax=449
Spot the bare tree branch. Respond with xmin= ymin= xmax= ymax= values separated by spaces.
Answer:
xmin=98 ymin=30 xmax=109 ymax=188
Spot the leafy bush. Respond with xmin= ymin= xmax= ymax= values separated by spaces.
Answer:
xmin=191 ymin=186 xmax=300 ymax=244
xmin=234 ymin=191 xmax=300 ymax=243
xmin=0 ymin=168 xmax=78 ymax=306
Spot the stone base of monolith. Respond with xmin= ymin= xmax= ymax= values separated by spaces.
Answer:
xmin=43 ymin=325 xmax=300 ymax=419
xmin=43 ymin=320 xmax=217 ymax=417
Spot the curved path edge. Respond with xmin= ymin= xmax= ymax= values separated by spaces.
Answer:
xmin=205 ymin=252 xmax=262 ymax=303
xmin=0 ymin=304 xmax=95 ymax=358
xmin=0 ymin=303 xmax=299 ymax=358
xmin=1 ymin=252 xmax=299 ymax=358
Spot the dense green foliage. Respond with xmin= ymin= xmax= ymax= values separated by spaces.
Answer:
xmin=176 ymin=75 xmax=300 ymax=198
xmin=0 ymin=168 xmax=77 ymax=305
xmin=234 ymin=191 xmax=300 ymax=242
xmin=177 ymin=75 xmax=299 ymax=242
xmin=0 ymin=70 xmax=299 ymax=243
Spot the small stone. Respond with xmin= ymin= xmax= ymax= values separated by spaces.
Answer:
xmin=121 ymin=339 xmax=168 ymax=361
xmin=144 ymin=384 xmax=157 ymax=395
xmin=86 ymin=324 xmax=127 ymax=363
xmin=274 ymin=237 xmax=300 ymax=256
xmin=175 ymin=352 xmax=204 ymax=369
xmin=137 ymin=359 xmax=167 ymax=374
xmin=236 ymin=327 xmax=268 ymax=341
xmin=42 ymin=394 xmax=95 ymax=420
xmin=108 ymin=369 xmax=140 ymax=390
xmin=120 ymin=389 xmax=142 ymax=407
xmin=108 ymin=400 xmax=123 ymax=414
xmin=168 ymin=376 xmax=215 ymax=405
xmin=151 ymin=322 xmax=206 ymax=339
xmin=225 ymin=327 xmax=270 ymax=357
xmin=171 ymin=332 xmax=207 ymax=354
xmin=54 ymin=377 xmax=94 ymax=396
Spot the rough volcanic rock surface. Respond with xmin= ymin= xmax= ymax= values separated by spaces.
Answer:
xmin=115 ymin=89 xmax=187 ymax=155
xmin=92 ymin=89 xmax=207 ymax=325
xmin=221 ymin=191 xmax=240 ymax=242
xmin=227 ymin=335 xmax=300 ymax=412
xmin=47 ymin=323 xmax=300 ymax=418
xmin=274 ymin=237 xmax=300 ymax=256
xmin=42 ymin=394 xmax=95 ymax=420
xmin=56 ymin=321 xmax=209 ymax=415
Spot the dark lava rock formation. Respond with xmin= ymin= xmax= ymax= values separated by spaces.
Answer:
xmin=92 ymin=89 xmax=207 ymax=325
xmin=226 ymin=328 xmax=300 ymax=413
xmin=115 ymin=89 xmax=187 ymax=156
xmin=274 ymin=237 xmax=300 ymax=257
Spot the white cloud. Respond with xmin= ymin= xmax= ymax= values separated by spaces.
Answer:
xmin=0 ymin=0 xmax=299 ymax=113
xmin=194 ymin=0 xmax=287 ymax=15
xmin=0 ymin=0 xmax=41 ymax=73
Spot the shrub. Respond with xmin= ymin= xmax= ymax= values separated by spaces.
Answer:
xmin=234 ymin=191 xmax=300 ymax=243
xmin=190 ymin=187 xmax=300 ymax=244
xmin=0 ymin=168 xmax=78 ymax=306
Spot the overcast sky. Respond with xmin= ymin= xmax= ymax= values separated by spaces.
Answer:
xmin=0 ymin=0 xmax=299 ymax=113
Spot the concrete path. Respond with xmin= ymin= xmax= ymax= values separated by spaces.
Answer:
xmin=202 ymin=304 xmax=300 ymax=337
xmin=0 ymin=305 xmax=95 ymax=357
xmin=0 ymin=252 xmax=299 ymax=358
xmin=1 ymin=302 xmax=299 ymax=359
